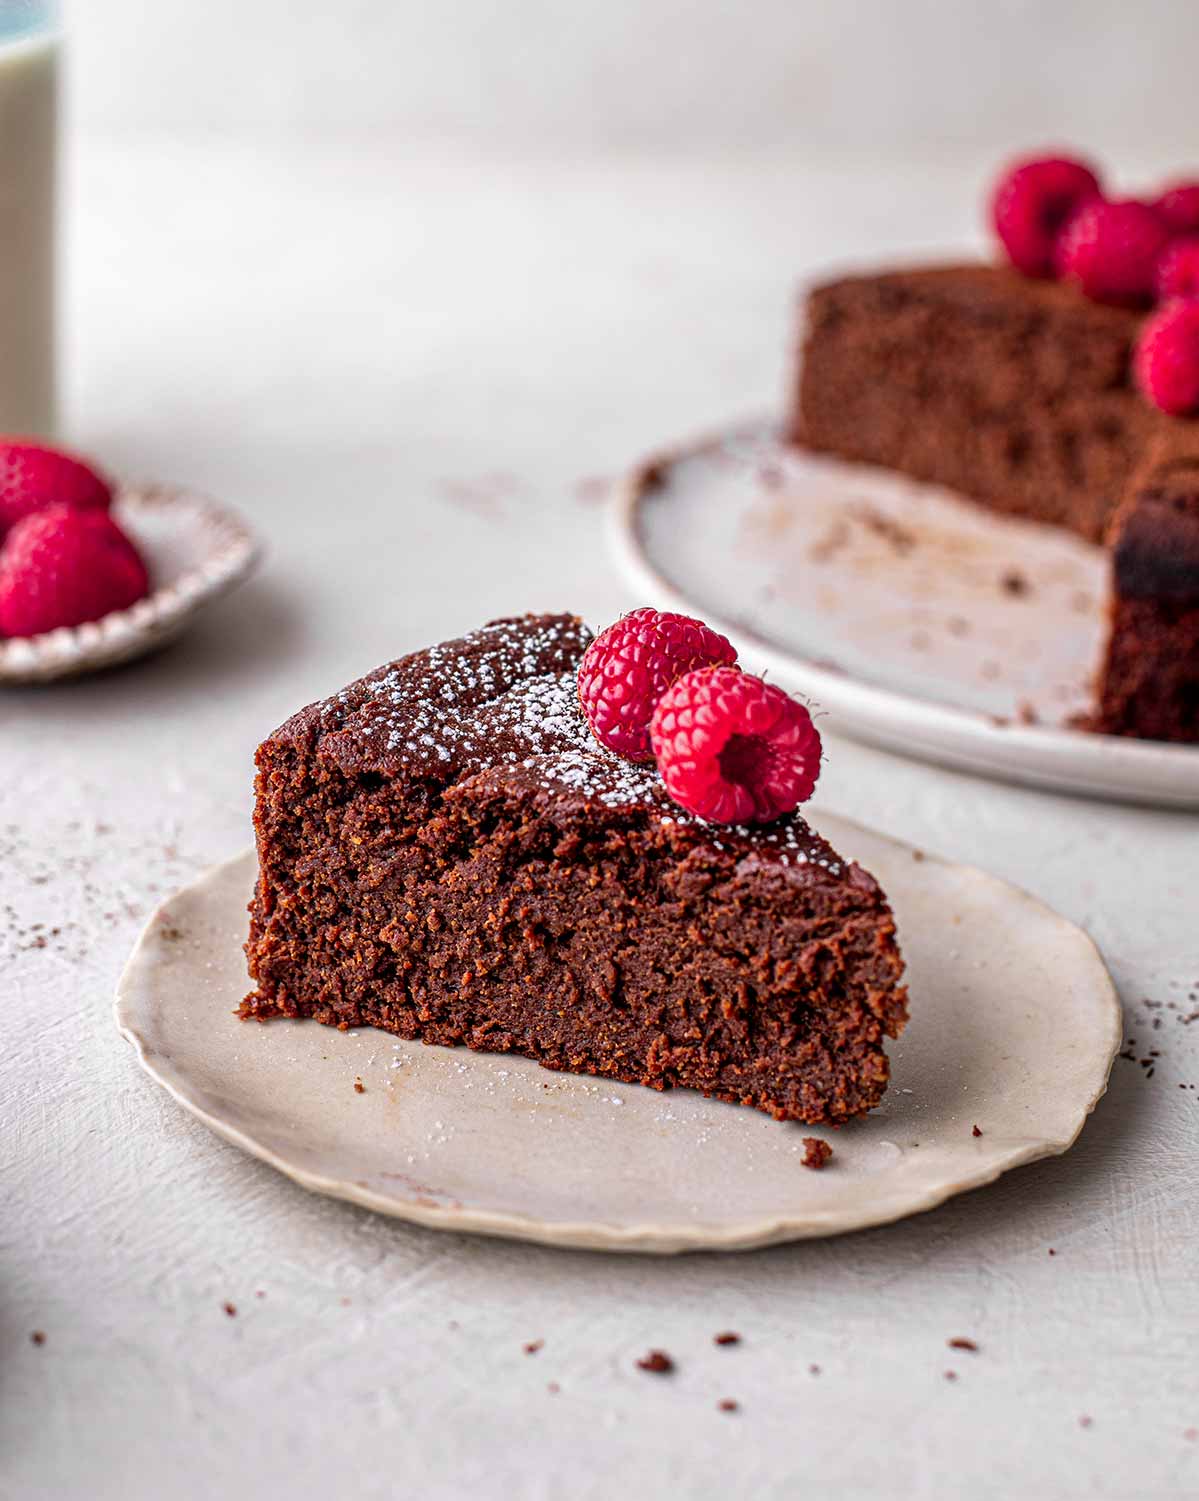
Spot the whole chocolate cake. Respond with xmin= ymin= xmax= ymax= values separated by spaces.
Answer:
xmin=792 ymin=264 xmax=1199 ymax=743
xmin=243 ymin=614 xmax=909 ymax=1124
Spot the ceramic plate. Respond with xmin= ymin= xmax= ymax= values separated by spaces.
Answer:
xmin=612 ymin=422 xmax=1199 ymax=808
xmin=115 ymin=819 xmax=1120 ymax=1253
xmin=0 ymin=484 xmax=260 ymax=683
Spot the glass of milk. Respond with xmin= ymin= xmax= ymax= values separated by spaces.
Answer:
xmin=0 ymin=1 xmax=57 ymax=436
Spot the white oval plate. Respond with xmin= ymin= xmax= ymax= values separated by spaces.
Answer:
xmin=612 ymin=422 xmax=1199 ymax=808
xmin=0 ymin=484 xmax=261 ymax=683
xmin=115 ymin=821 xmax=1120 ymax=1253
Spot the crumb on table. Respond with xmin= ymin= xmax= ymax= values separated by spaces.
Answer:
xmin=801 ymin=1138 xmax=833 ymax=1170
xmin=636 ymin=1349 xmax=674 ymax=1374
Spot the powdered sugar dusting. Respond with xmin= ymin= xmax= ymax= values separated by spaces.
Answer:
xmin=315 ymin=613 xmax=842 ymax=874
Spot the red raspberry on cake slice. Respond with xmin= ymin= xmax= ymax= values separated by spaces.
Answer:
xmin=577 ymin=606 xmax=737 ymax=761
xmin=651 ymin=665 xmax=822 ymax=824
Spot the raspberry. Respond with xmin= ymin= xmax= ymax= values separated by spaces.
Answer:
xmin=578 ymin=607 xmax=737 ymax=761
xmin=650 ymin=666 xmax=822 ymax=824
xmin=990 ymin=154 xmax=1102 ymax=277
xmin=1134 ymin=300 xmax=1199 ymax=416
xmin=0 ymin=439 xmax=111 ymax=540
xmin=0 ymin=503 xmax=149 ymax=637
xmin=1152 ymin=182 xmax=1199 ymax=236
xmin=1055 ymin=199 xmax=1170 ymax=306
xmin=1154 ymin=236 xmax=1199 ymax=302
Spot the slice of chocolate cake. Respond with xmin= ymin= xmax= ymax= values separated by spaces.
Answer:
xmin=791 ymin=263 xmax=1199 ymax=741
xmin=243 ymin=614 xmax=908 ymax=1124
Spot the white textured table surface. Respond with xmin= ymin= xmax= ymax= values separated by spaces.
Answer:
xmin=4 ymin=140 xmax=1198 ymax=1501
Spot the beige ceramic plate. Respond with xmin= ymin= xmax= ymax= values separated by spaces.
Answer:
xmin=612 ymin=422 xmax=1199 ymax=807
xmin=0 ymin=484 xmax=260 ymax=684
xmin=115 ymin=819 xmax=1120 ymax=1253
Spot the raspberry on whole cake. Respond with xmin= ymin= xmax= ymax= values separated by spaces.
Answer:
xmin=243 ymin=613 xmax=909 ymax=1125
xmin=788 ymin=150 xmax=1199 ymax=744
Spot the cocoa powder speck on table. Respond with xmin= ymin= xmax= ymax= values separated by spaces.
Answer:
xmin=636 ymin=1350 xmax=674 ymax=1374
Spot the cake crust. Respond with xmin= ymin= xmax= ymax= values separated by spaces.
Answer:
xmin=243 ymin=614 xmax=908 ymax=1124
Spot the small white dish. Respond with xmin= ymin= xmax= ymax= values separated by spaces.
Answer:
xmin=0 ymin=484 xmax=261 ymax=684
xmin=115 ymin=821 xmax=1120 ymax=1254
xmin=611 ymin=422 xmax=1199 ymax=808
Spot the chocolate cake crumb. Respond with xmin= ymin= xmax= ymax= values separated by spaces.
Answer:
xmin=523 ymin=1339 xmax=543 ymax=1355
xmin=636 ymin=1350 xmax=674 ymax=1374
xmin=1048 ymin=1248 xmax=1057 ymax=1257
xmin=1000 ymin=570 xmax=1030 ymax=596
xmin=717 ymin=1399 xmax=739 ymax=1413
xmin=223 ymin=1302 xmax=237 ymax=1318
xmin=353 ymin=1077 xmax=365 ymax=1094
xmin=808 ymin=517 xmax=851 ymax=563
xmin=850 ymin=502 xmax=915 ymax=554
xmin=809 ymin=1364 xmax=821 ymax=1376
xmin=30 ymin=1331 xmax=45 ymax=1346
xmin=714 ymin=1331 xmax=741 ymax=1347
xmin=948 ymin=1338 xmax=979 ymax=1352
xmin=944 ymin=1370 xmax=958 ymax=1382
xmin=972 ymin=1124 xmax=982 ymax=1138
xmin=801 ymin=1138 xmax=833 ymax=1170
